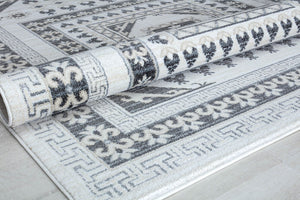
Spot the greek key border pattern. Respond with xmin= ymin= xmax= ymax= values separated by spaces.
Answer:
xmin=55 ymin=64 xmax=300 ymax=167
xmin=20 ymin=0 xmax=157 ymax=54
xmin=0 ymin=27 xmax=47 ymax=65
xmin=168 ymin=3 xmax=296 ymax=39
xmin=21 ymin=88 xmax=300 ymax=200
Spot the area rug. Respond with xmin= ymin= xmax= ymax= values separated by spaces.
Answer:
xmin=0 ymin=0 xmax=299 ymax=200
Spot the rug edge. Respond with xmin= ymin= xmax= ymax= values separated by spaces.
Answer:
xmin=4 ymin=119 xmax=300 ymax=200
xmin=3 ymin=123 xmax=74 ymax=200
xmin=140 ymin=122 xmax=300 ymax=200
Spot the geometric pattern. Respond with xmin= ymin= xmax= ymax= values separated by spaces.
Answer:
xmin=0 ymin=1 xmax=299 ymax=200
xmin=14 ymin=48 xmax=300 ymax=199
xmin=0 ymin=0 xmax=17 ymax=12
xmin=2 ymin=1 xmax=299 ymax=126
xmin=56 ymin=65 xmax=300 ymax=167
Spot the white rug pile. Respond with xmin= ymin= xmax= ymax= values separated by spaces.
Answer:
xmin=0 ymin=1 xmax=299 ymax=200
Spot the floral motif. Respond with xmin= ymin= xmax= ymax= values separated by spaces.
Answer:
xmin=135 ymin=74 xmax=153 ymax=86
xmin=0 ymin=42 xmax=31 ymax=73
xmin=223 ymin=91 xmax=259 ymax=107
xmin=190 ymin=65 xmax=214 ymax=75
xmin=113 ymin=88 xmax=189 ymax=104
xmin=55 ymin=106 xmax=93 ymax=125
xmin=236 ymin=51 xmax=258 ymax=60
xmin=249 ymin=82 xmax=282 ymax=97
xmin=118 ymin=41 xmax=149 ymax=66
xmin=21 ymin=0 xmax=146 ymax=54
xmin=183 ymin=46 xmax=198 ymax=68
xmin=147 ymin=35 xmax=168 ymax=44
xmin=164 ymin=53 xmax=180 ymax=74
xmin=117 ymin=40 xmax=156 ymax=87
xmin=161 ymin=46 xmax=180 ymax=74
xmin=257 ymin=44 xmax=278 ymax=53
xmin=10 ymin=12 xmax=27 ymax=19
xmin=37 ymin=58 xmax=89 ymax=112
xmin=57 ymin=40 xmax=85 ymax=53
xmin=266 ymin=23 xmax=279 ymax=42
xmin=276 ymin=38 xmax=296 ymax=47
xmin=202 ymin=42 xmax=216 ymax=62
xmin=80 ymin=125 xmax=137 ymax=162
xmin=217 ymin=0 xmax=254 ymax=10
xmin=41 ymin=31 xmax=64 ymax=41
xmin=165 ymin=112 xmax=204 ymax=131
xmin=0 ymin=53 xmax=28 ymax=72
xmin=131 ymin=124 xmax=172 ymax=146
xmin=59 ymin=66 xmax=300 ymax=167
xmin=163 ymin=73 xmax=188 ymax=84
xmin=281 ymin=19 xmax=293 ymax=37
xmin=236 ymin=32 xmax=249 ymax=52
xmin=196 ymin=101 xmax=233 ymax=119
xmin=213 ymin=58 xmax=237 ymax=68
xmin=251 ymin=27 xmax=264 ymax=46
xmin=219 ymin=37 xmax=233 ymax=57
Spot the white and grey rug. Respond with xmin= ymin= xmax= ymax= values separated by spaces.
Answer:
xmin=0 ymin=0 xmax=299 ymax=200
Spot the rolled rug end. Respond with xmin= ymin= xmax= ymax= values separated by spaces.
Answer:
xmin=0 ymin=78 xmax=27 ymax=127
xmin=0 ymin=86 xmax=13 ymax=126
xmin=0 ymin=68 xmax=53 ymax=127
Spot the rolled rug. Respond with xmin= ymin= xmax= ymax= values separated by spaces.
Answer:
xmin=0 ymin=1 xmax=299 ymax=126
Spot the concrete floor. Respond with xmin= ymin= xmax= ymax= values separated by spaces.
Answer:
xmin=0 ymin=123 xmax=299 ymax=200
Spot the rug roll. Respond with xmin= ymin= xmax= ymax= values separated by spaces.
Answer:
xmin=0 ymin=2 xmax=299 ymax=126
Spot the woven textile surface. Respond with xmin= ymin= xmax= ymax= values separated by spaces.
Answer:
xmin=0 ymin=0 xmax=299 ymax=200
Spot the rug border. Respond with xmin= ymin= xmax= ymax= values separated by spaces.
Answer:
xmin=144 ymin=123 xmax=300 ymax=200
xmin=4 ymin=124 xmax=75 ymax=200
xmin=4 ymin=119 xmax=299 ymax=200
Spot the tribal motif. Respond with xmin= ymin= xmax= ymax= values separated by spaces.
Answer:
xmin=116 ymin=40 xmax=157 ymax=87
xmin=148 ymin=35 xmax=169 ymax=44
xmin=220 ymin=37 xmax=234 ymax=57
xmin=266 ymin=23 xmax=279 ymax=42
xmin=183 ymin=47 xmax=199 ymax=68
xmin=251 ymin=27 xmax=264 ymax=46
xmin=1 ymin=1 xmax=300 ymax=200
xmin=236 ymin=31 xmax=250 ymax=51
xmin=164 ymin=52 xmax=180 ymax=74
xmin=202 ymin=42 xmax=217 ymax=62
xmin=143 ymin=3 xmax=300 ymax=74
xmin=0 ymin=41 xmax=31 ymax=73
xmin=37 ymin=58 xmax=89 ymax=112
xmin=57 ymin=66 xmax=300 ymax=167
xmin=21 ymin=0 xmax=155 ymax=54
xmin=281 ymin=19 xmax=293 ymax=37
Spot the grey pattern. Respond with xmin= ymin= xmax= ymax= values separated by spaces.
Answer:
xmin=56 ymin=65 xmax=300 ymax=167
xmin=0 ymin=0 xmax=17 ymax=12
xmin=0 ymin=41 xmax=31 ymax=73
xmin=0 ymin=1 xmax=299 ymax=200
xmin=116 ymin=40 xmax=157 ymax=87
xmin=37 ymin=57 xmax=89 ymax=112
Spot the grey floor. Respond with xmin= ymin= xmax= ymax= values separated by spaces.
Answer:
xmin=0 ymin=123 xmax=299 ymax=200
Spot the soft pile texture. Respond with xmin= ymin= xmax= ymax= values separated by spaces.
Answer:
xmin=0 ymin=0 xmax=299 ymax=200
xmin=0 ymin=1 xmax=300 ymax=126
